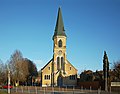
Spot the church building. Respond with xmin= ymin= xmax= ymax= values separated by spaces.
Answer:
xmin=41 ymin=7 xmax=77 ymax=87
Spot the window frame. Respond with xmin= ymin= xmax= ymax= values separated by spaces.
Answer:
xmin=58 ymin=40 xmax=62 ymax=47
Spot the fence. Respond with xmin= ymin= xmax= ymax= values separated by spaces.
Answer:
xmin=11 ymin=86 xmax=103 ymax=94
xmin=77 ymin=81 xmax=102 ymax=90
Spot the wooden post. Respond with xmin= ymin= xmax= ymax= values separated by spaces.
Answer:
xmin=16 ymin=87 xmax=17 ymax=93
xmin=52 ymin=87 xmax=54 ymax=94
xmin=98 ymin=88 xmax=101 ymax=94
xmin=35 ymin=86 xmax=37 ymax=94
xmin=110 ymin=86 xmax=111 ymax=93
xmin=59 ymin=86 xmax=60 ymax=91
xmin=21 ymin=86 xmax=23 ymax=93
xmin=8 ymin=69 xmax=10 ymax=94
xmin=73 ymin=86 xmax=75 ymax=94
xmin=90 ymin=86 xmax=91 ymax=92
xmin=28 ymin=87 xmax=30 ymax=94
xmin=44 ymin=88 xmax=45 ymax=94
xmin=81 ymin=86 xmax=83 ymax=92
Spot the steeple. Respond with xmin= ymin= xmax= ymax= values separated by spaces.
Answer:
xmin=53 ymin=7 xmax=66 ymax=38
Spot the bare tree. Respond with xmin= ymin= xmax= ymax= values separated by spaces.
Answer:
xmin=8 ymin=50 xmax=38 ymax=86
xmin=0 ymin=60 xmax=4 ymax=84
xmin=19 ymin=59 xmax=29 ymax=82
xmin=9 ymin=50 xmax=23 ymax=86
xmin=0 ymin=60 xmax=8 ymax=85
xmin=113 ymin=60 xmax=120 ymax=81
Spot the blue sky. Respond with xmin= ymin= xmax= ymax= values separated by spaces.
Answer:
xmin=0 ymin=0 xmax=120 ymax=73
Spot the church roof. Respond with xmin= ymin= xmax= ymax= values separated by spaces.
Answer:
xmin=66 ymin=60 xmax=78 ymax=71
xmin=53 ymin=7 xmax=66 ymax=38
xmin=41 ymin=59 xmax=53 ymax=70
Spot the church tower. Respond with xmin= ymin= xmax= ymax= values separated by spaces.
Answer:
xmin=41 ymin=7 xmax=77 ymax=87
xmin=53 ymin=7 xmax=67 ymax=73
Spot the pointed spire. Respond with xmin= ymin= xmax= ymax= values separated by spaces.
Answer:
xmin=53 ymin=7 xmax=66 ymax=38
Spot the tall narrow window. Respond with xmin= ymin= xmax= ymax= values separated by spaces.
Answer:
xmin=49 ymin=75 xmax=50 ymax=79
xmin=44 ymin=75 xmax=46 ymax=80
xmin=58 ymin=40 xmax=62 ymax=47
xmin=61 ymin=57 xmax=64 ymax=70
xmin=44 ymin=75 xmax=50 ymax=80
xmin=57 ymin=57 xmax=60 ymax=70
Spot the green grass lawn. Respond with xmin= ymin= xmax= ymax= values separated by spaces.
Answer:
xmin=0 ymin=91 xmax=7 ymax=94
xmin=0 ymin=91 xmax=29 ymax=94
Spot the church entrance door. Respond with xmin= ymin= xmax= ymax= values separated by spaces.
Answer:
xmin=57 ymin=76 xmax=63 ymax=87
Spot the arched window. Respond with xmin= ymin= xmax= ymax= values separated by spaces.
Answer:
xmin=58 ymin=40 xmax=62 ymax=47
xmin=57 ymin=57 xmax=60 ymax=70
xmin=49 ymin=75 xmax=50 ymax=79
xmin=61 ymin=57 xmax=64 ymax=70
xmin=45 ymin=75 xmax=46 ymax=80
